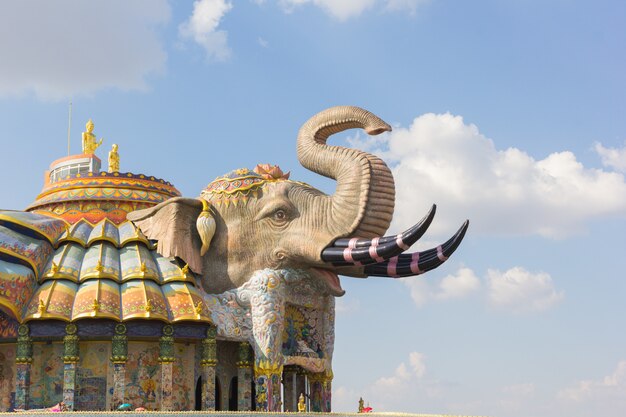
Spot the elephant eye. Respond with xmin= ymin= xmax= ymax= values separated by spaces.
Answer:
xmin=274 ymin=209 xmax=287 ymax=220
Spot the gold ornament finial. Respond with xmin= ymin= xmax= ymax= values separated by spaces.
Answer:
xmin=197 ymin=199 xmax=216 ymax=256
xmin=95 ymin=260 xmax=104 ymax=273
xmin=145 ymin=299 xmax=153 ymax=313
xmin=140 ymin=261 xmax=147 ymax=273
xmin=108 ymin=144 xmax=119 ymax=173
xmin=38 ymin=299 xmax=46 ymax=315
xmin=91 ymin=298 xmax=100 ymax=313
xmin=50 ymin=261 xmax=59 ymax=275
xmin=82 ymin=118 xmax=103 ymax=154
xmin=181 ymin=264 xmax=189 ymax=277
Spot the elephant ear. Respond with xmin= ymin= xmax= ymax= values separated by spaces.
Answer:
xmin=127 ymin=197 xmax=204 ymax=273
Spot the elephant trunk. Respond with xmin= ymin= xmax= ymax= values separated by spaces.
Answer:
xmin=296 ymin=106 xmax=395 ymax=239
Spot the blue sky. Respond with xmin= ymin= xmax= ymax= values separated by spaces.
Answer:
xmin=1 ymin=1 xmax=625 ymax=416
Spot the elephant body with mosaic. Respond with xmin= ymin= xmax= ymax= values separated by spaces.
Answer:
xmin=127 ymin=106 xmax=468 ymax=379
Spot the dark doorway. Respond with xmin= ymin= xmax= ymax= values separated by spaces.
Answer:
xmin=215 ymin=376 xmax=222 ymax=411
xmin=251 ymin=378 xmax=256 ymax=411
xmin=195 ymin=377 xmax=202 ymax=410
xmin=228 ymin=376 xmax=238 ymax=410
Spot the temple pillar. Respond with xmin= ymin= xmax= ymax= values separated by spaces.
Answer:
xmin=110 ymin=324 xmax=128 ymax=410
xmin=236 ymin=342 xmax=253 ymax=411
xmin=158 ymin=324 xmax=175 ymax=411
xmin=283 ymin=365 xmax=299 ymax=412
xmin=62 ymin=324 xmax=79 ymax=411
xmin=200 ymin=326 xmax=217 ymax=411
xmin=308 ymin=370 xmax=333 ymax=412
xmin=254 ymin=361 xmax=283 ymax=412
xmin=15 ymin=324 xmax=32 ymax=410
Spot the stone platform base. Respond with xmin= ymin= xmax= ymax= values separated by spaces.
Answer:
xmin=7 ymin=413 xmax=484 ymax=417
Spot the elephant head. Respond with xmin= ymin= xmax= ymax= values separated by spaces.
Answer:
xmin=127 ymin=106 xmax=468 ymax=295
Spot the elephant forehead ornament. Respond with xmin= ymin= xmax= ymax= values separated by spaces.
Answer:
xmin=127 ymin=106 xmax=469 ymax=296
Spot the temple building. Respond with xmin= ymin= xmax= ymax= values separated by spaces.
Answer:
xmin=0 ymin=121 xmax=329 ymax=412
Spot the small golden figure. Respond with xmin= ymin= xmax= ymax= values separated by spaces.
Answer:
xmin=358 ymin=397 xmax=364 ymax=413
xmin=108 ymin=144 xmax=120 ymax=173
xmin=195 ymin=301 xmax=204 ymax=316
xmin=82 ymin=119 xmax=103 ymax=154
xmin=38 ymin=299 xmax=46 ymax=315
xmin=298 ymin=393 xmax=306 ymax=412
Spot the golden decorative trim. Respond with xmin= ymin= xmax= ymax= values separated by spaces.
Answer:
xmin=254 ymin=360 xmax=283 ymax=377
xmin=0 ymin=297 xmax=21 ymax=321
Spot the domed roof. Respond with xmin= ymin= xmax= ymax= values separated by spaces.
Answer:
xmin=27 ymin=154 xmax=180 ymax=224
xmin=0 ymin=146 xmax=209 ymax=330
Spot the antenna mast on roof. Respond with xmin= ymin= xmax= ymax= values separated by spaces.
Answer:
xmin=67 ymin=102 xmax=72 ymax=156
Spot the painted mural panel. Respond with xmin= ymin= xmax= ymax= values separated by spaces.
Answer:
xmin=171 ymin=343 xmax=194 ymax=410
xmin=125 ymin=342 xmax=160 ymax=410
xmin=75 ymin=342 xmax=110 ymax=410
xmin=282 ymin=304 xmax=325 ymax=359
xmin=30 ymin=342 xmax=64 ymax=408
xmin=0 ymin=344 xmax=15 ymax=411
xmin=0 ymin=310 xmax=18 ymax=338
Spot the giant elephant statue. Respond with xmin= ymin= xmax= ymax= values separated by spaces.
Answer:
xmin=125 ymin=106 xmax=468 ymax=409
xmin=126 ymin=106 xmax=468 ymax=411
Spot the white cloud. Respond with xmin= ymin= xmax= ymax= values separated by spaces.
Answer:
xmin=179 ymin=0 xmax=233 ymax=61
xmin=385 ymin=0 xmax=431 ymax=15
xmin=278 ymin=0 xmax=430 ymax=20
xmin=558 ymin=360 xmax=626 ymax=414
xmin=370 ymin=351 xmax=428 ymax=404
xmin=349 ymin=112 xmax=626 ymax=239
xmin=404 ymin=266 xmax=561 ymax=314
xmin=0 ymin=0 xmax=169 ymax=100
xmin=337 ymin=351 xmax=447 ymax=411
xmin=487 ymin=267 xmax=563 ymax=313
xmin=436 ymin=267 xmax=481 ymax=300
xmin=409 ymin=351 xmax=427 ymax=378
xmin=595 ymin=142 xmax=626 ymax=173
xmin=258 ymin=37 xmax=270 ymax=48
xmin=403 ymin=267 xmax=480 ymax=307
xmin=279 ymin=0 xmax=376 ymax=20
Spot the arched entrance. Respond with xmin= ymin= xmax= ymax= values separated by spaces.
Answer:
xmin=215 ymin=376 xmax=222 ymax=410
xmin=251 ymin=378 xmax=256 ymax=411
xmin=228 ymin=376 xmax=238 ymax=410
xmin=194 ymin=376 xmax=202 ymax=410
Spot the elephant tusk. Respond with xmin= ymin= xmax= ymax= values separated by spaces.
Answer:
xmin=320 ymin=205 xmax=437 ymax=266
xmin=331 ymin=204 xmax=436 ymax=249
xmin=362 ymin=220 xmax=469 ymax=277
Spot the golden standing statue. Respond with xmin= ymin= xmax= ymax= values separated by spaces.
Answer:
xmin=297 ymin=393 xmax=306 ymax=412
xmin=108 ymin=144 xmax=120 ymax=173
xmin=82 ymin=119 xmax=103 ymax=154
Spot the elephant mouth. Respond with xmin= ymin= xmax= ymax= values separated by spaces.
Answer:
xmin=312 ymin=268 xmax=345 ymax=297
